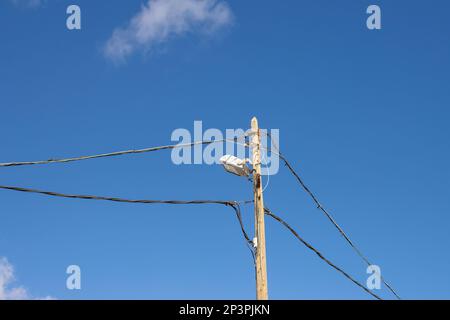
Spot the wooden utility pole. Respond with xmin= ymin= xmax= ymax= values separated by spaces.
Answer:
xmin=251 ymin=116 xmax=268 ymax=300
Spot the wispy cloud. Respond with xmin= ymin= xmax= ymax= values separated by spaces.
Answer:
xmin=104 ymin=0 xmax=234 ymax=62
xmin=0 ymin=257 xmax=54 ymax=300
xmin=0 ymin=257 xmax=28 ymax=300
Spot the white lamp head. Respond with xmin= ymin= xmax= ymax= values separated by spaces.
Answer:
xmin=219 ymin=155 xmax=251 ymax=177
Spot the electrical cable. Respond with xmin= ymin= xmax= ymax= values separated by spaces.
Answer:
xmin=0 ymin=138 xmax=249 ymax=168
xmin=0 ymin=184 xmax=255 ymax=265
xmin=262 ymin=132 xmax=401 ymax=299
xmin=264 ymin=207 xmax=382 ymax=300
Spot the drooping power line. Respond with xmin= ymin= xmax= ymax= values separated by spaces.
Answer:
xmin=0 ymin=183 xmax=380 ymax=299
xmin=262 ymin=132 xmax=401 ymax=299
xmin=0 ymin=184 xmax=255 ymax=263
xmin=0 ymin=138 xmax=248 ymax=168
xmin=264 ymin=207 xmax=382 ymax=300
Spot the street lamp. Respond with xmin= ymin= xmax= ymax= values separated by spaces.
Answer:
xmin=219 ymin=155 xmax=251 ymax=177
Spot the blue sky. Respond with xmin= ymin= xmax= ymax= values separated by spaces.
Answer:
xmin=0 ymin=0 xmax=449 ymax=299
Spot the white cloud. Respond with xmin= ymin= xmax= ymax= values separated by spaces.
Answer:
xmin=104 ymin=0 xmax=233 ymax=62
xmin=0 ymin=257 xmax=28 ymax=300
xmin=0 ymin=257 xmax=54 ymax=300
